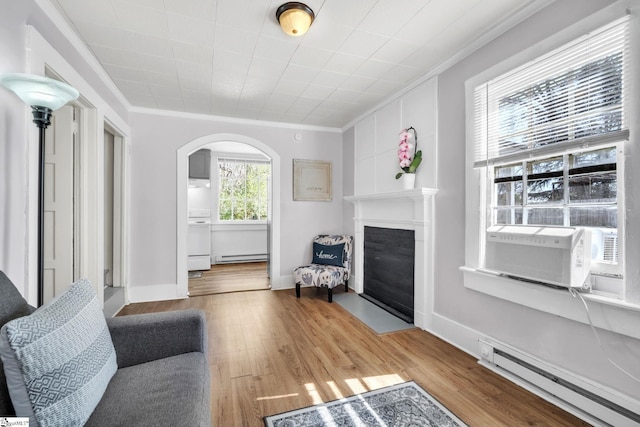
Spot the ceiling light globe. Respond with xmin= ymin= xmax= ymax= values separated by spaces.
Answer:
xmin=276 ymin=2 xmax=314 ymax=37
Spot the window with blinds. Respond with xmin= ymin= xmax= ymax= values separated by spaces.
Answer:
xmin=472 ymin=16 xmax=630 ymax=270
xmin=473 ymin=17 xmax=630 ymax=167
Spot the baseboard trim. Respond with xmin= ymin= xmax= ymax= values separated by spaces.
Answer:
xmin=127 ymin=283 xmax=187 ymax=304
xmin=271 ymin=275 xmax=294 ymax=290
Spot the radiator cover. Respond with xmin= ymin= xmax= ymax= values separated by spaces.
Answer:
xmin=479 ymin=338 xmax=640 ymax=426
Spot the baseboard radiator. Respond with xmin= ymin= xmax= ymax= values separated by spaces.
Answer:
xmin=214 ymin=253 xmax=267 ymax=264
xmin=478 ymin=339 xmax=640 ymax=426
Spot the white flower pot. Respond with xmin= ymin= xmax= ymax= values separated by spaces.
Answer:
xmin=401 ymin=173 xmax=415 ymax=190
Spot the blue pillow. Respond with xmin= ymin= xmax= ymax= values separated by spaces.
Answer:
xmin=312 ymin=242 xmax=345 ymax=267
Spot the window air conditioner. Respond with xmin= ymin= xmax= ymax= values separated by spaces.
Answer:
xmin=485 ymin=225 xmax=591 ymax=288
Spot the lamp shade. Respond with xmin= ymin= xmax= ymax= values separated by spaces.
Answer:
xmin=276 ymin=2 xmax=314 ymax=36
xmin=0 ymin=73 xmax=79 ymax=111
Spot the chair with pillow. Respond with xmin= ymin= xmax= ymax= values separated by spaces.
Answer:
xmin=294 ymin=235 xmax=353 ymax=303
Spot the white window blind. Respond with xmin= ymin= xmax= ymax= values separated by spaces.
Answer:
xmin=473 ymin=17 xmax=630 ymax=167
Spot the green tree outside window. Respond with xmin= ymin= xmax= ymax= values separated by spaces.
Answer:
xmin=218 ymin=159 xmax=270 ymax=221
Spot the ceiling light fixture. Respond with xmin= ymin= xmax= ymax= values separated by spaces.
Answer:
xmin=276 ymin=2 xmax=314 ymax=37
xmin=0 ymin=73 xmax=79 ymax=306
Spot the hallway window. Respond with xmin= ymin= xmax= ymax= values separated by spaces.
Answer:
xmin=218 ymin=158 xmax=269 ymax=221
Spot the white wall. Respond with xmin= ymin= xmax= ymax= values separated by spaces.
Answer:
xmin=353 ymin=78 xmax=437 ymax=195
xmin=129 ymin=111 xmax=344 ymax=299
xmin=435 ymin=0 xmax=640 ymax=399
xmin=0 ymin=2 xmax=31 ymax=293
xmin=344 ymin=0 xmax=640 ymax=405
xmin=0 ymin=0 xmax=130 ymax=302
xmin=342 ymin=127 xmax=355 ymax=238
xmin=210 ymin=224 xmax=267 ymax=263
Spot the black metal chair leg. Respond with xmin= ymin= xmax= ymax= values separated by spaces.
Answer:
xmin=328 ymin=288 xmax=333 ymax=303
xmin=296 ymin=283 xmax=300 ymax=298
xmin=344 ymin=279 xmax=349 ymax=293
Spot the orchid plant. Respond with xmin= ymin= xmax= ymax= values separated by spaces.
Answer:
xmin=395 ymin=127 xmax=422 ymax=179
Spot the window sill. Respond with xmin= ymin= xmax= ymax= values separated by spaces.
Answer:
xmin=215 ymin=220 xmax=267 ymax=225
xmin=460 ymin=266 xmax=640 ymax=340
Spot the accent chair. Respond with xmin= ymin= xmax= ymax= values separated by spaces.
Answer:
xmin=293 ymin=234 xmax=353 ymax=303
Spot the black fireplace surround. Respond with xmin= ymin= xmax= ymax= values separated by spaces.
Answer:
xmin=362 ymin=226 xmax=415 ymax=323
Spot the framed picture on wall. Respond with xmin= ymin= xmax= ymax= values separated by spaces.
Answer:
xmin=293 ymin=159 xmax=332 ymax=201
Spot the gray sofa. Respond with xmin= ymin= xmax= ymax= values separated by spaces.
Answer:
xmin=0 ymin=271 xmax=211 ymax=426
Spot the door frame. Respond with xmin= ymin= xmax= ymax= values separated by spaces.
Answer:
xmin=176 ymin=134 xmax=281 ymax=297
xmin=26 ymin=25 xmax=131 ymax=306
xmin=104 ymin=123 xmax=129 ymax=292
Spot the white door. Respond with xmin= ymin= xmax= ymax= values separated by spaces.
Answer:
xmin=43 ymin=105 xmax=76 ymax=303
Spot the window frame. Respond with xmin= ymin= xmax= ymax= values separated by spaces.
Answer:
xmin=464 ymin=10 xmax=636 ymax=310
xmin=216 ymin=156 xmax=271 ymax=224
xmin=489 ymin=144 xmax=623 ymax=277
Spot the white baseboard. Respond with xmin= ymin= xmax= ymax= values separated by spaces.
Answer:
xmin=271 ymin=274 xmax=294 ymax=290
xmin=126 ymin=273 xmax=349 ymax=301
xmin=426 ymin=311 xmax=640 ymax=426
xmin=127 ymin=283 xmax=187 ymax=304
xmin=428 ymin=311 xmax=482 ymax=358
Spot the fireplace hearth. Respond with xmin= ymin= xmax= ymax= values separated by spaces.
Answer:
xmin=363 ymin=226 xmax=414 ymax=323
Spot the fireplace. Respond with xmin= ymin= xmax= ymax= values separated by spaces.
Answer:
xmin=363 ymin=226 xmax=415 ymax=323
xmin=345 ymin=188 xmax=438 ymax=330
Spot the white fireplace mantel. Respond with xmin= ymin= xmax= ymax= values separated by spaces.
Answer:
xmin=344 ymin=188 xmax=438 ymax=330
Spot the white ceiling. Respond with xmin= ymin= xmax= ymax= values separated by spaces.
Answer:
xmin=51 ymin=0 xmax=538 ymax=128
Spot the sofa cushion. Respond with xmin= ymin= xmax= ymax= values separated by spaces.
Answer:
xmin=85 ymin=352 xmax=211 ymax=427
xmin=0 ymin=271 xmax=35 ymax=416
xmin=312 ymin=242 xmax=345 ymax=267
xmin=0 ymin=272 xmax=34 ymax=328
xmin=0 ymin=279 xmax=117 ymax=427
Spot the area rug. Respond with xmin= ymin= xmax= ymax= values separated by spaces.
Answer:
xmin=264 ymin=381 xmax=467 ymax=427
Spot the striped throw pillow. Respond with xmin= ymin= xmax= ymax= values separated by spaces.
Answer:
xmin=0 ymin=279 xmax=117 ymax=427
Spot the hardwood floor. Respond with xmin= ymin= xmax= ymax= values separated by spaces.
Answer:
xmin=188 ymin=262 xmax=270 ymax=296
xmin=118 ymin=289 xmax=589 ymax=426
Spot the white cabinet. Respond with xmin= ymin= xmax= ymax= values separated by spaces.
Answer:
xmin=189 ymin=149 xmax=211 ymax=179
xmin=188 ymin=223 xmax=211 ymax=271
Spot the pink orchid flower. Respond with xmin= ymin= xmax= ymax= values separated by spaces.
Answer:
xmin=398 ymin=150 xmax=412 ymax=160
xmin=395 ymin=127 xmax=421 ymax=179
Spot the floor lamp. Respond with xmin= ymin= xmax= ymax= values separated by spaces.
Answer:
xmin=0 ymin=73 xmax=79 ymax=307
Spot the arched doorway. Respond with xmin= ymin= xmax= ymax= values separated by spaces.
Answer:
xmin=176 ymin=134 xmax=281 ymax=297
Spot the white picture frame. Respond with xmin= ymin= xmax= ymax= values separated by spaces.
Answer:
xmin=293 ymin=159 xmax=332 ymax=201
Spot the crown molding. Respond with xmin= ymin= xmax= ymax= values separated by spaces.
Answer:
xmin=36 ymin=0 xmax=131 ymax=111
xmin=129 ymin=106 xmax=343 ymax=133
